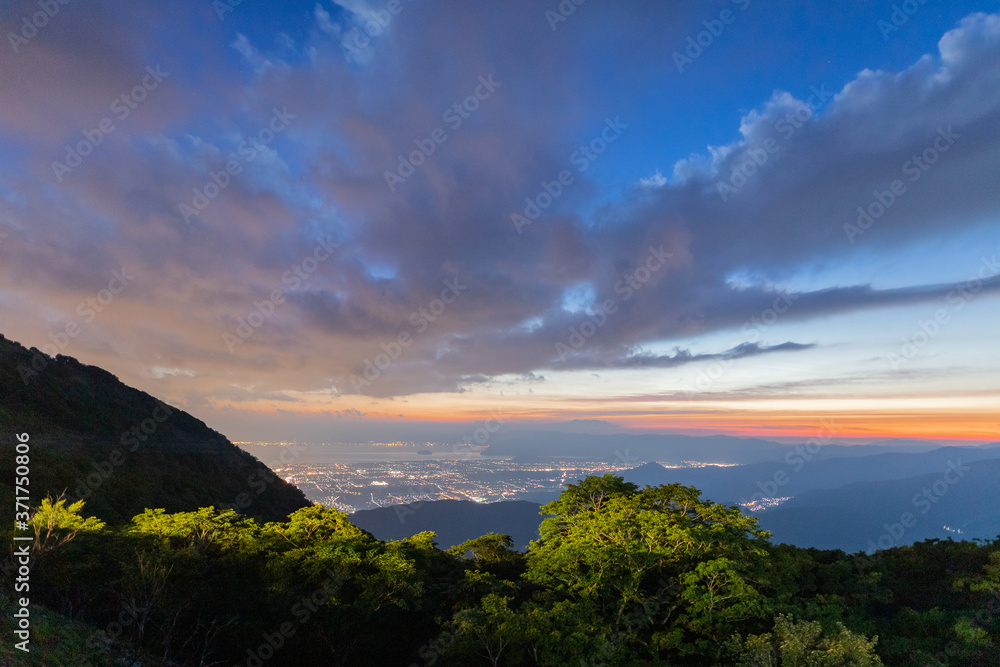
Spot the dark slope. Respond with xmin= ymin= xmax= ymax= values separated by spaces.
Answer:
xmin=350 ymin=499 xmax=545 ymax=549
xmin=0 ymin=334 xmax=310 ymax=523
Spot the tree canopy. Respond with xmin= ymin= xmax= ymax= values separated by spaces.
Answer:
xmin=2 ymin=475 xmax=997 ymax=666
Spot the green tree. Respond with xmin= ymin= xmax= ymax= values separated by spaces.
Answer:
xmin=262 ymin=503 xmax=367 ymax=548
xmin=727 ymin=614 xmax=883 ymax=666
xmin=31 ymin=494 xmax=105 ymax=556
xmin=526 ymin=476 xmax=772 ymax=663
xmin=448 ymin=532 xmax=527 ymax=581
xmin=128 ymin=506 xmax=256 ymax=550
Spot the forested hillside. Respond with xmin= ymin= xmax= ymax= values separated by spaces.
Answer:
xmin=0 ymin=334 xmax=309 ymax=523
xmin=1 ymin=475 xmax=997 ymax=665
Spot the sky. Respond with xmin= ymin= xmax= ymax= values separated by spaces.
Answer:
xmin=1 ymin=0 xmax=999 ymax=445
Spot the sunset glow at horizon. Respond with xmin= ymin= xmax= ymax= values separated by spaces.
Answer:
xmin=2 ymin=1 xmax=998 ymax=448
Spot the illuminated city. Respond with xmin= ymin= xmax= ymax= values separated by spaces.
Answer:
xmin=265 ymin=452 xmax=742 ymax=513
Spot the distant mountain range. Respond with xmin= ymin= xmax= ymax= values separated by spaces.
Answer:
xmin=347 ymin=446 xmax=1000 ymax=553
xmin=3 ymin=330 xmax=997 ymax=552
xmin=0 ymin=334 xmax=310 ymax=523
xmin=618 ymin=445 xmax=1000 ymax=505
xmin=351 ymin=499 xmax=545 ymax=550
xmin=481 ymin=429 xmax=948 ymax=464
xmin=241 ymin=430 xmax=957 ymax=469
xmin=756 ymin=458 xmax=1000 ymax=552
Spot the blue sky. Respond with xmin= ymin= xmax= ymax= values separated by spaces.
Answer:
xmin=1 ymin=0 xmax=998 ymax=443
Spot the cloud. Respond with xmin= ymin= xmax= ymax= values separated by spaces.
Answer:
xmin=639 ymin=170 xmax=667 ymax=188
xmin=231 ymin=34 xmax=280 ymax=76
xmin=1 ymin=2 xmax=998 ymax=407
xmin=552 ymin=341 xmax=815 ymax=371
xmin=314 ymin=3 xmax=342 ymax=36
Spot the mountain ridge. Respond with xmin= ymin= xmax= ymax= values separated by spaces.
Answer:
xmin=0 ymin=333 xmax=310 ymax=523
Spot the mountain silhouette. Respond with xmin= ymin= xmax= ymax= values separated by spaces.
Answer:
xmin=0 ymin=333 xmax=309 ymax=523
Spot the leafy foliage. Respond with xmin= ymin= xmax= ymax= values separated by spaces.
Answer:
xmin=727 ymin=614 xmax=883 ymax=666
xmin=31 ymin=494 xmax=106 ymax=555
xmin=523 ymin=477 xmax=771 ymax=661
xmin=1 ymin=473 xmax=998 ymax=665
